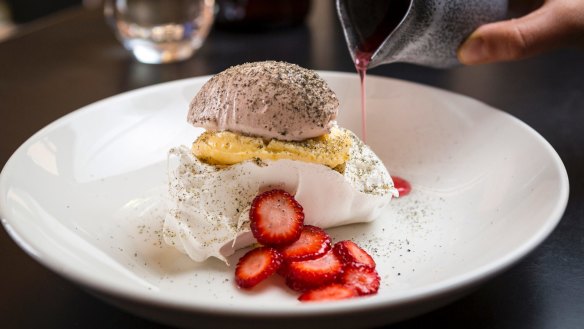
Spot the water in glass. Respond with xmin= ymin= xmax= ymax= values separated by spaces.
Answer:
xmin=105 ymin=0 xmax=215 ymax=64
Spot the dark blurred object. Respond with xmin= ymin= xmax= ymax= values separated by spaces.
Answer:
xmin=6 ymin=0 xmax=81 ymax=23
xmin=215 ymin=0 xmax=311 ymax=31
xmin=508 ymin=0 xmax=545 ymax=17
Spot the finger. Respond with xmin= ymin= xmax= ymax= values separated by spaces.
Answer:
xmin=458 ymin=2 xmax=577 ymax=65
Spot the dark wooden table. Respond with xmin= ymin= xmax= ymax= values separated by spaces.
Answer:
xmin=1 ymin=2 xmax=583 ymax=328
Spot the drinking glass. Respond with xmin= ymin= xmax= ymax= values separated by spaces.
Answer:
xmin=105 ymin=0 xmax=215 ymax=64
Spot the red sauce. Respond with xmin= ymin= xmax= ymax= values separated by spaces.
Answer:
xmin=392 ymin=176 xmax=411 ymax=197
xmin=350 ymin=0 xmax=410 ymax=142
xmin=355 ymin=50 xmax=372 ymax=143
xmin=348 ymin=0 xmax=412 ymax=196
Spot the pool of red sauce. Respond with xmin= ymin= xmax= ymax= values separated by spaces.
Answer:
xmin=391 ymin=176 xmax=411 ymax=197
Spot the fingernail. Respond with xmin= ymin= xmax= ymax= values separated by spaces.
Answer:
xmin=458 ymin=35 xmax=488 ymax=65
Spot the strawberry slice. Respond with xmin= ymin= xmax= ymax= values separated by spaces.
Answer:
xmin=279 ymin=225 xmax=331 ymax=262
xmin=286 ymin=250 xmax=343 ymax=291
xmin=298 ymin=284 xmax=358 ymax=302
xmin=250 ymin=189 xmax=304 ymax=246
xmin=333 ymin=240 xmax=376 ymax=269
xmin=284 ymin=276 xmax=308 ymax=292
xmin=340 ymin=265 xmax=380 ymax=296
xmin=235 ymin=247 xmax=283 ymax=289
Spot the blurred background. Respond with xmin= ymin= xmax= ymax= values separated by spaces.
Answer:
xmin=0 ymin=0 xmax=316 ymax=42
xmin=0 ymin=0 xmax=92 ymax=40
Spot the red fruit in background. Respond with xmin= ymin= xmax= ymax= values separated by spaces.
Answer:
xmin=235 ymin=247 xmax=283 ymax=289
xmin=250 ymin=189 xmax=304 ymax=246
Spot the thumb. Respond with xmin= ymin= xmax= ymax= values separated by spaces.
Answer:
xmin=458 ymin=2 xmax=579 ymax=65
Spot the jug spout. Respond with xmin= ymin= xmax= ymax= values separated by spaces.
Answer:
xmin=337 ymin=0 xmax=508 ymax=69
xmin=337 ymin=0 xmax=412 ymax=68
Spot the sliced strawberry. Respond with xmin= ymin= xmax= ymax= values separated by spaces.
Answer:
xmin=340 ymin=265 xmax=380 ymax=296
xmin=298 ymin=284 xmax=358 ymax=302
xmin=284 ymin=276 xmax=308 ymax=292
xmin=235 ymin=247 xmax=283 ymax=289
xmin=279 ymin=225 xmax=331 ymax=262
xmin=333 ymin=240 xmax=376 ymax=269
xmin=250 ymin=189 xmax=304 ymax=246
xmin=277 ymin=260 xmax=290 ymax=277
xmin=286 ymin=250 xmax=343 ymax=291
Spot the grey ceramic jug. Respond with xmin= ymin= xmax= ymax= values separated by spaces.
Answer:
xmin=337 ymin=0 xmax=508 ymax=68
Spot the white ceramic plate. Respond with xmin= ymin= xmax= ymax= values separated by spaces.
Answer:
xmin=0 ymin=73 xmax=568 ymax=329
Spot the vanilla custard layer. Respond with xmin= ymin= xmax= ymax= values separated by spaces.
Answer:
xmin=192 ymin=127 xmax=352 ymax=168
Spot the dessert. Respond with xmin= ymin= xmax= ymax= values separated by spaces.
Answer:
xmin=187 ymin=60 xmax=338 ymax=141
xmin=163 ymin=61 xmax=398 ymax=264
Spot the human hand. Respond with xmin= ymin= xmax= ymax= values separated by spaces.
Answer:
xmin=458 ymin=0 xmax=584 ymax=65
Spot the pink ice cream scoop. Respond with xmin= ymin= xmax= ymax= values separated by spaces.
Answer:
xmin=187 ymin=61 xmax=339 ymax=141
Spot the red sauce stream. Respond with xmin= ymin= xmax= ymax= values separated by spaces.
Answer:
xmin=355 ymin=50 xmax=372 ymax=143
xmin=351 ymin=0 xmax=413 ymax=196
xmin=351 ymin=0 xmax=410 ymax=141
